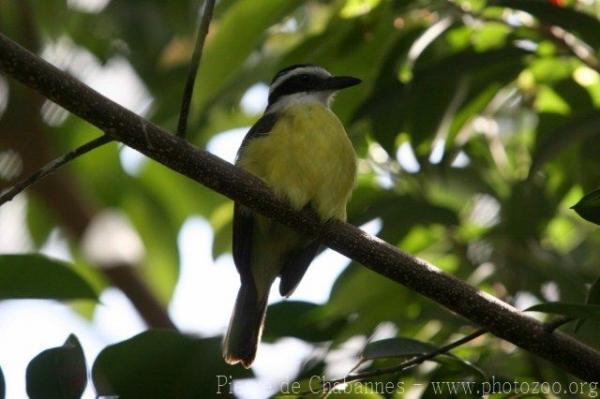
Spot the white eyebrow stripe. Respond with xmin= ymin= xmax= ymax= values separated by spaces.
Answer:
xmin=269 ymin=66 xmax=332 ymax=93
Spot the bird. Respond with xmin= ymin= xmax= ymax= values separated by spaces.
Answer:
xmin=223 ymin=64 xmax=360 ymax=368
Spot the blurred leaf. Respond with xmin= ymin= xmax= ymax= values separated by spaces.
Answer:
xmin=92 ymin=330 xmax=252 ymax=399
xmin=473 ymin=22 xmax=511 ymax=51
xmin=572 ymin=187 xmax=600 ymax=225
xmin=404 ymin=46 xmax=526 ymax=150
xmin=263 ymin=301 xmax=348 ymax=343
xmin=363 ymin=337 xmax=486 ymax=380
xmin=191 ymin=0 xmax=303 ymax=122
xmin=26 ymin=334 xmax=87 ymax=399
xmin=357 ymin=45 xmax=527 ymax=153
xmin=526 ymin=302 xmax=600 ymax=321
xmin=26 ymin=196 xmax=56 ymax=247
xmin=0 ymin=254 xmax=97 ymax=301
xmin=352 ymin=27 xmax=425 ymax=153
xmin=362 ymin=337 xmax=438 ymax=360
xmin=529 ymin=57 xmax=576 ymax=84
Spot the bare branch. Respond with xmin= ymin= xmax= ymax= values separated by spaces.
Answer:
xmin=317 ymin=329 xmax=486 ymax=394
xmin=544 ymin=25 xmax=600 ymax=73
xmin=176 ymin=0 xmax=216 ymax=139
xmin=1 ymin=32 xmax=599 ymax=381
xmin=317 ymin=314 xmax=579 ymax=393
xmin=0 ymin=134 xmax=112 ymax=207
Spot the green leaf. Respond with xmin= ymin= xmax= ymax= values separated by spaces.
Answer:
xmin=0 ymin=255 xmax=97 ymax=301
xmin=525 ymin=302 xmax=600 ymax=321
xmin=572 ymin=187 xmax=600 ymax=225
xmin=26 ymin=334 xmax=87 ymax=399
xmin=92 ymin=330 xmax=252 ymax=399
xmin=473 ymin=22 xmax=511 ymax=51
xmin=263 ymin=301 xmax=348 ymax=343
xmin=362 ymin=337 xmax=438 ymax=360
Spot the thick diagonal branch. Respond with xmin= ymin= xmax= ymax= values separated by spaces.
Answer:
xmin=0 ymin=33 xmax=599 ymax=381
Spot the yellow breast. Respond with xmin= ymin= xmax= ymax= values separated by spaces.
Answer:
xmin=238 ymin=103 xmax=356 ymax=221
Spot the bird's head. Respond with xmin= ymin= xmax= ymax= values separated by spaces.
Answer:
xmin=266 ymin=64 xmax=361 ymax=113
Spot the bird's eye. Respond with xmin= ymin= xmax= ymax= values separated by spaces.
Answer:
xmin=299 ymin=74 xmax=310 ymax=82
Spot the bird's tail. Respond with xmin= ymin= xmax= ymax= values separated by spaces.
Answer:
xmin=223 ymin=282 xmax=268 ymax=368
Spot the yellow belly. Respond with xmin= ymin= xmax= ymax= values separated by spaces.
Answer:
xmin=238 ymin=103 xmax=357 ymax=221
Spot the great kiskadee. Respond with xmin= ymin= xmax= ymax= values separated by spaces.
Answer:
xmin=223 ymin=64 xmax=360 ymax=367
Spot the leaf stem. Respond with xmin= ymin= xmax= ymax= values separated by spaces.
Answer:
xmin=0 ymin=135 xmax=112 ymax=207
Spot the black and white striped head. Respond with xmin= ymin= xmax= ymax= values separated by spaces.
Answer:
xmin=266 ymin=64 xmax=361 ymax=113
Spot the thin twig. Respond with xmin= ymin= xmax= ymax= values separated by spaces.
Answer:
xmin=544 ymin=25 xmax=600 ymax=73
xmin=317 ymin=329 xmax=486 ymax=394
xmin=176 ymin=0 xmax=216 ymax=139
xmin=0 ymin=135 xmax=112 ymax=206
xmin=314 ymin=314 xmax=578 ymax=394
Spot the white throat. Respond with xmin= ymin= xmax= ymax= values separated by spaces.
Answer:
xmin=266 ymin=91 xmax=335 ymax=114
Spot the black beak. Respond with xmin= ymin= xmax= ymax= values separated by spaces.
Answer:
xmin=321 ymin=75 xmax=362 ymax=91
